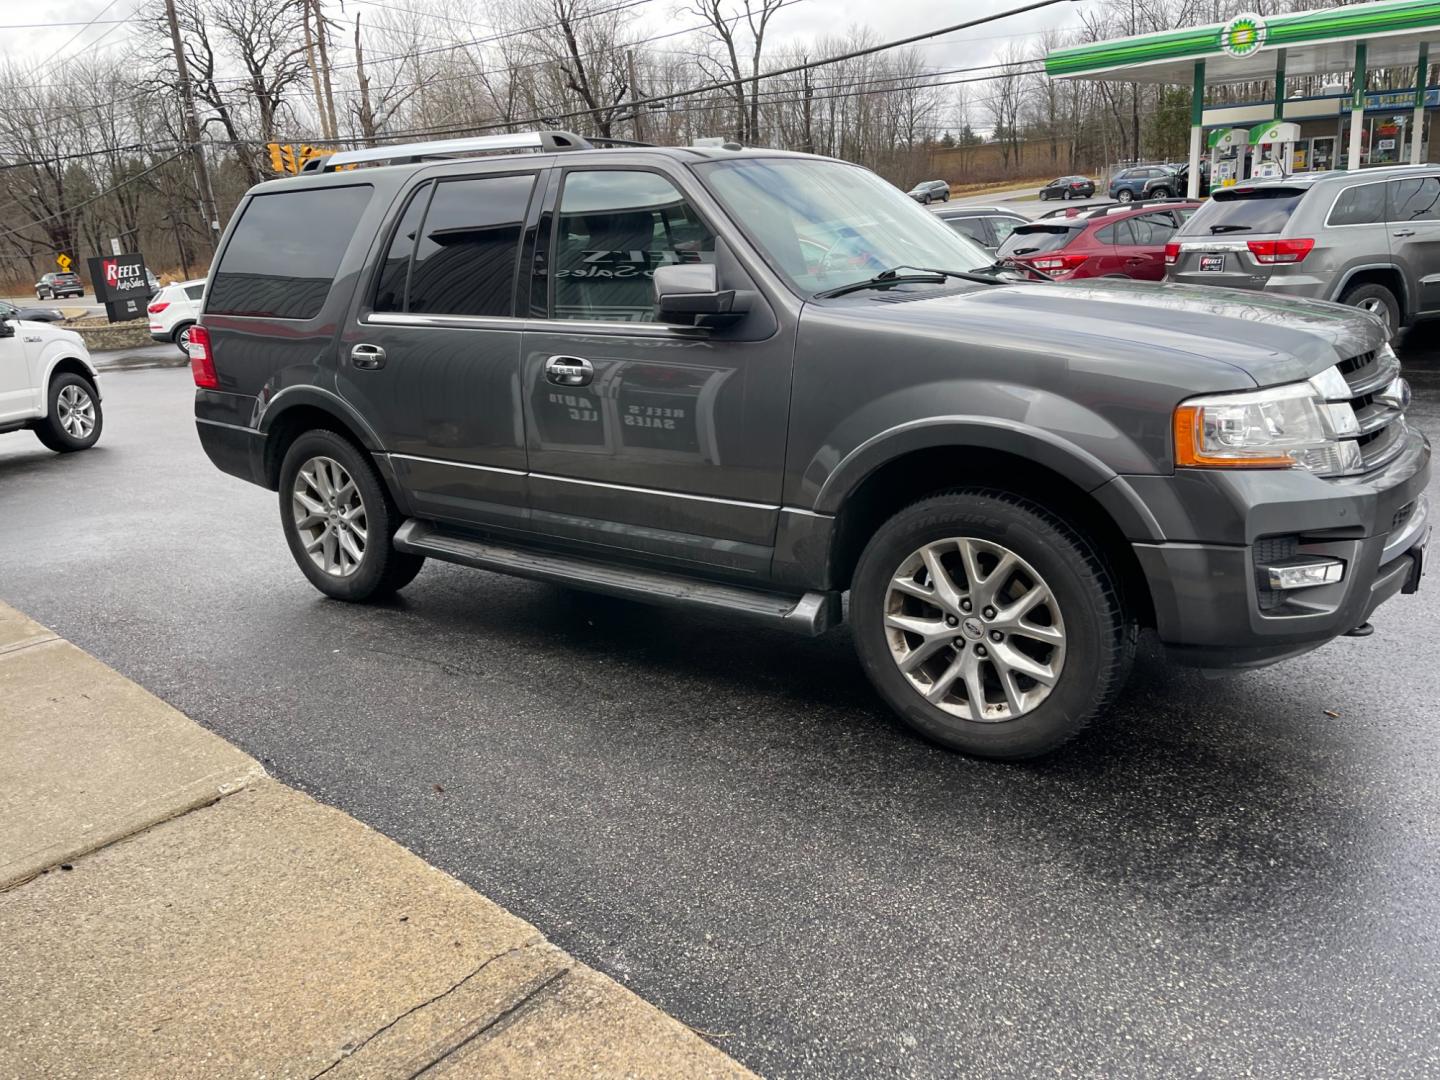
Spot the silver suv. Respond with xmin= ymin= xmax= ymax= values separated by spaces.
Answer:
xmin=1167 ymin=165 xmax=1440 ymax=337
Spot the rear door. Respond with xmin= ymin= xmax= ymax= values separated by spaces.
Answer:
xmin=1385 ymin=174 xmax=1440 ymax=313
xmin=1119 ymin=211 xmax=1179 ymax=280
xmin=338 ymin=166 xmax=541 ymax=531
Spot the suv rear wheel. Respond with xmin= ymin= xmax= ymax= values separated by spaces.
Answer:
xmin=850 ymin=490 xmax=1134 ymax=759
xmin=1150 ymin=186 xmax=1171 ymax=198
xmin=172 ymin=322 xmax=196 ymax=355
xmin=1339 ymin=282 xmax=1400 ymax=338
xmin=1116 ymin=189 xmax=1133 ymax=203
xmin=278 ymin=430 xmax=424 ymax=601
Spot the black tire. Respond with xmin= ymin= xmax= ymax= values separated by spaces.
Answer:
xmin=34 ymin=372 xmax=102 ymax=453
xmin=850 ymin=490 xmax=1135 ymax=760
xmin=1339 ymin=282 xmax=1401 ymax=340
xmin=922 ymin=193 xmax=931 ymax=205
xmin=1151 ymin=186 xmax=1171 ymax=199
xmin=36 ymin=289 xmax=47 ymax=300
xmin=1116 ymin=189 xmax=1133 ymax=203
xmin=277 ymin=429 xmax=424 ymax=601
xmin=172 ymin=322 xmax=196 ymax=355
xmin=941 ymin=191 xmax=950 ymax=202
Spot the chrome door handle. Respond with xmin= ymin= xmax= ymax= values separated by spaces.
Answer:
xmin=351 ymin=343 xmax=386 ymax=369
xmin=545 ymin=354 xmax=593 ymax=386
xmin=1393 ymin=229 xmax=1417 ymax=237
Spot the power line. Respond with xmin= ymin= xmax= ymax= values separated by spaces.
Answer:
xmin=34 ymin=0 xmax=129 ymax=68
xmin=317 ymin=0 xmax=1072 ymax=143
xmin=0 ymin=148 xmax=191 ymax=245
xmin=0 ymin=18 xmax=134 ymax=28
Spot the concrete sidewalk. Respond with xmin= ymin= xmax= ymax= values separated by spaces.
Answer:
xmin=0 ymin=601 xmax=754 ymax=1079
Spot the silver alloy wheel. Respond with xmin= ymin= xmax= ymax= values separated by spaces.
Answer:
xmin=292 ymin=455 xmax=367 ymax=577
xmin=1356 ymin=296 xmax=1392 ymax=331
xmin=177 ymin=325 xmax=192 ymax=349
xmin=883 ymin=537 xmax=1066 ymax=722
xmin=56 ymin=383 xmax=96 ymax=439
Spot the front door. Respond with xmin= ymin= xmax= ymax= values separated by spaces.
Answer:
xmin=1386 ymin=174 xmax=1440 ymax=314
xmin=518 ymin=166 xmax=793 ymax=579
xmin=338 ymin=168 xmax=541 ymax=530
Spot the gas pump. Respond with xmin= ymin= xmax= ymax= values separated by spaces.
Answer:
xmin=1249 ymin=121 xmax=1302 ymax=179
xmin=1207 ymin=127 xmax=1250 ymax=192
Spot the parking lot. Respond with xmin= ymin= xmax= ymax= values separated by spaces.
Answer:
xmin=1 ymin=325 xmax=1437 ymax=1077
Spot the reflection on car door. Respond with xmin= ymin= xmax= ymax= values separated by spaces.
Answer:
xmin=519 ymin=166 xmax=793 ymax=578
xmin=0 ymin=326 xmax=34 ymax=422
xmin=1386 ymin=175 xmax=1440 ymax=313
xmin=338 ymin=168 xmax=540 ymax=530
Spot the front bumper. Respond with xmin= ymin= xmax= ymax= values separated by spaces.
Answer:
xmin=1128 ymin=425 xmax=1431 ymax=668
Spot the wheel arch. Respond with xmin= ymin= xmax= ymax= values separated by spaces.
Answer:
xmin=41 ymin=354 xmax=102 ymax=415
xmin=1333 ymin=264 xmax=1409 ymax=320
xmin=822 ymin=436 xmax=1158 ymax=628
xmin=257 ymin=387 xmax=384 ymax=490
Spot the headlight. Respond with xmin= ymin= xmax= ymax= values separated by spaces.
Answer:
xmin=1173 ymin=372 xmax=1363 ymax=475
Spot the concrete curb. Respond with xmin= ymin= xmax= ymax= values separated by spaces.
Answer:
xmin=0 ymin=601 xmax=756 ymax=1079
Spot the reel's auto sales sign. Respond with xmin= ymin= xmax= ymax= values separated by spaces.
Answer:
xmin=86 ymin=251 xmax=151 ymax=323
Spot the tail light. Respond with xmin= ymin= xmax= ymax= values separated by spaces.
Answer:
xmin=1164 ymin=242 xmax=1180 ymax=266
xmin=188 ymin=325 xmax=218 ymax=389
xmin=1030 ymin=252 xmax=1088 ymax=274
xmin=1247 ymin=238 xmax=1314 ymax=264
xmin=147 ymin=300 xmax=170 ymax=314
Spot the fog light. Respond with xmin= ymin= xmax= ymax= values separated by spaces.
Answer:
xmin=1264 ymin=557 xmax=1345 ymax=590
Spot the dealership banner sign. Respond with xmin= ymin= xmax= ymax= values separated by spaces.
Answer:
xmin=86 ymin=251 xmax=150 ymax=323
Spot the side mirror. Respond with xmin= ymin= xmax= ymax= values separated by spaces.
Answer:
xmin=653 ymin=263 xmax=744 ymax=328
xmin=0 ymin=318 xmax=13 ymax=339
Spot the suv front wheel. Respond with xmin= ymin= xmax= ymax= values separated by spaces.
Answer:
xmin=1115 ymin=189 xmax=1133 ymax=203
xmin=35 ymin=372 xmax=102 ymax=452
xmin=850 ymin=490 xmax=1134 ymax=759
xmin=278 ymin=430 xmax=425 ymax=601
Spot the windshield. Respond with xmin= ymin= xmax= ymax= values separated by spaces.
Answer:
xmin=697 ymin=158 xmax=993 ymax=295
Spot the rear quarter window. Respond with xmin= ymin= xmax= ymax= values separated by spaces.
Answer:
xmin=1328 ymin=181 xmax=1388 ymax=226
xmin=998 ymin=225 xmax=1076 ymax=257
xmin=208 ymin=185 xmax=372 ymax=319
xmin=1180 ymin=186 xmax=1307 ymax=236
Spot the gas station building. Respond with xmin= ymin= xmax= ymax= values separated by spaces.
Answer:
xmin=1044 ymin=0 xmax=1440 ymax=195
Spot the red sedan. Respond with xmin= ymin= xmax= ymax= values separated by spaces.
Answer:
xmin=996 ymin=201 xmax=1201 ymax=281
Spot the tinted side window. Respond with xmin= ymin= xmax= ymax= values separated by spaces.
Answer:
xmin=552 ymin=170 xmax=715 ymax=323
xmin=184 ymin=284 xmax=205 ymax=300
xmin=1329 ymin=183 xmax=1387 ymax=226
xmin=1388 ymin=176 xmax=1440 ymax=222
xmin=407 ymin=174 xmax=535 ymax=317
xmin=209 ymin=185 xmax=371 ymax=319
xmin=1095 ymin=223 xmax=1119 ymax=244
xmin=373 ymin=183 xmax=431 ymax=313
xmin=947 ymin=217 xmax=990 ymax=245
xmin=1130 ymin=214 xmax=1177 ymax=244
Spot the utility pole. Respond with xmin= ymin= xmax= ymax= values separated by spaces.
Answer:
xmin=314 ymin=0 xmax=340 ymax=143
xmin=163 ymin=0 xmax=219 ymax=252
xmin=354 ymin=13 xmax=376 ymax=147
xmin=801 ymin=59 xmax=814 ymax=155
xmin=627 ymin=51 xmax=646 ymax=142
xmin=303 ymin=1 xmax=330 ymax=142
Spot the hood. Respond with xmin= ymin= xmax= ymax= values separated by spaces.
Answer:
xmin=845 ymin=277 xmax=1382 ymax=387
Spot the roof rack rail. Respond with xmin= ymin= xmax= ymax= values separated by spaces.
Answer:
xmin=302 ymin=130 xmax=592 ymax=173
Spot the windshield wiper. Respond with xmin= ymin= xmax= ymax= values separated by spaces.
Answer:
xmin=978 ymin=256 xmax=1054 ymax=281
xmin=815 ymin=264 xmax=1001 ymax=299
xmin=1209 ymin=224 xmax=1252 ymax=233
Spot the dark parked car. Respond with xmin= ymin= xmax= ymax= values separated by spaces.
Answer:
xmin=1108 ymin=166 xmax=1179 ymax=203
xmin=998 ymin=202 xmax=1200 ymax=280
xmin=194 ymin=132 xmax=1428 ymax=761
xmin=0 ymin=298 xmax=65 ymax=323
xmin=932 ymin=206 xmax=1028 ymax=250
xmin=35 ymin=272 xmax=84 ymax=300
xmin=1038 ymin=175 xmax=1096 ymax=201
xmin=906 ymin=179 xmax=951 ymax=204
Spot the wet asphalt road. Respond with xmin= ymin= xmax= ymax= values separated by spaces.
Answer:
xmin=3 ymin=334 xmax=1439 ymax=1079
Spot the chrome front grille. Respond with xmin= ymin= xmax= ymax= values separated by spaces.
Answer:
xmin=1328 ymin=345 xmax=1410 ymax=476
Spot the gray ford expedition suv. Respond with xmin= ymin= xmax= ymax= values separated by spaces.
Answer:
xmin=192 ymin=132 xmax=1430 ymax=760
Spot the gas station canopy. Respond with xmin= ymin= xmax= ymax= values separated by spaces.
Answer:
xmin=1045 ymin=0 xmax=1440 ymax=85
xmin=1044 ymin=0 xmax=1440 ymax=193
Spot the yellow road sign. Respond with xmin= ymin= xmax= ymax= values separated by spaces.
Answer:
xmin=56 ymin=253 xmax=72 ymax=271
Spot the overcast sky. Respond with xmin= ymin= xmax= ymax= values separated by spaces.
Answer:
xmin=2 ymin=0 xmax=1101 ymax=86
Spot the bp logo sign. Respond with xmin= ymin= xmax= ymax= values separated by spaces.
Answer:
xmin=1220 ymin=13 xmax=1267 ymax=58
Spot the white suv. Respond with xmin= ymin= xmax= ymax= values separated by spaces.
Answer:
xmin=0 ymin=311 xmax=103 ymax=452
xmin=148 ymin=279 xmax=206 ymax=354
